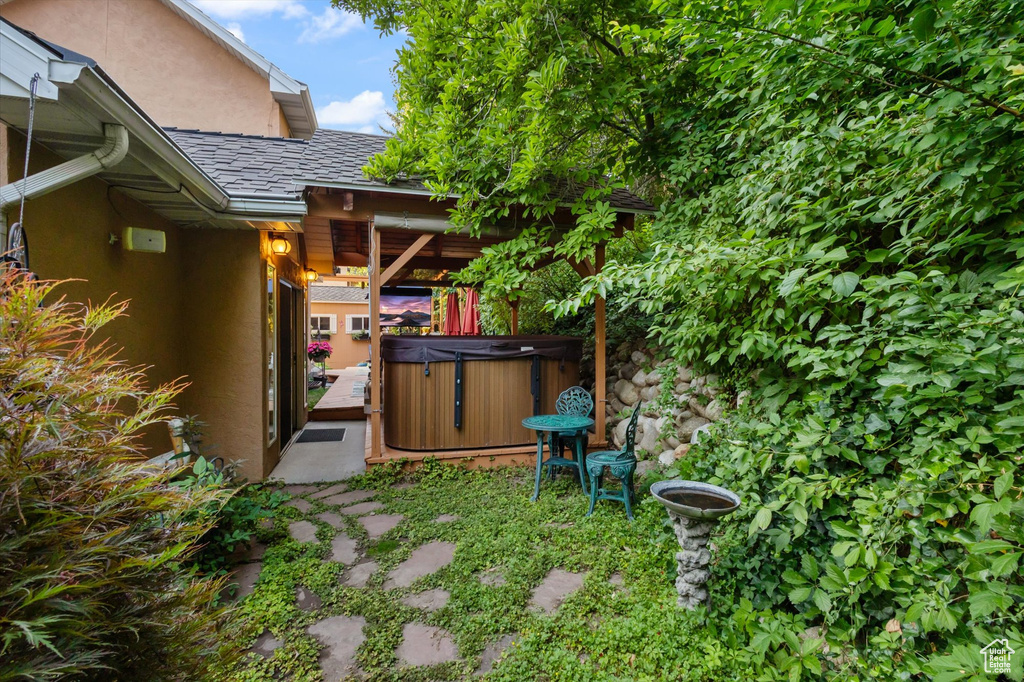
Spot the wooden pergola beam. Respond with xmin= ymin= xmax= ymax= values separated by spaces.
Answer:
xmin=381 ymin=233 xmax=434 ymax=285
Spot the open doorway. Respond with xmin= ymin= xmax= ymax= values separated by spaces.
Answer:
xmin=277 ymin=279 xmax=301 ymax=446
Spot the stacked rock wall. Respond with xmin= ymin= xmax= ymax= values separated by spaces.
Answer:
xmin=603 ymin=340 xmax=741 ymax=466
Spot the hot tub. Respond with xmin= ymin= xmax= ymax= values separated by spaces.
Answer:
xmin=381 ymin=335 xmax=582 ymax=451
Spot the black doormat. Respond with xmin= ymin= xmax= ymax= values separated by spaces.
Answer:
xmin=297 ymin=428 xmax=346 ymax=443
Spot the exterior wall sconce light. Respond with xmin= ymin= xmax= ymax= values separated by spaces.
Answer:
xmin=270 ymin=235 xmax=291 ymax=255
xmin=305 ymin=268 xmax=319 ymax=282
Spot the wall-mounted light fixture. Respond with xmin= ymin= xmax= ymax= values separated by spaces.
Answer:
xmin=305 ymin=268 xmax=319 ymax=283
xmin=270 ymin=235 xmax=291 ymax=255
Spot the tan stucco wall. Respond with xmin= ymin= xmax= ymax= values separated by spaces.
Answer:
xmin=310 ymin=300 xmax=371 ymax=370
xmin=0 ymin=0 xmax=287 ymax=136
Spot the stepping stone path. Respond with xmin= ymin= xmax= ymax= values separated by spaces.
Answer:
xmin=330 ymin=533 xmax=359 ymax=565
xmin=321 ymin=490 xmax=375 ymax=506
xmin=243 ymin=541 xmax=266 ymax=563
xmin=230 ymin=562 xmax=262 ymax=600
xmin=477 ymin=634 xmax=516 ymax=675
xmin=359 ymin=513 xmax=404 ymax=539
xmin=401 ymin=588 xmax=450 ymax=612
xmin=610 ymin=572 xmax=624 ymax=587
xmin=339 ymin=501 xmax=384 ymax=516
xmin=306 ymin=615 xmax=366 ymax=680
xmin=295 ymin=586 xmax=322 ymax=612
xmin=311 ymin=483 xmax=348 ymax=500
xmin=392 ymin=482 xmax=415 ymax=491
xmin=395 ymin=624 xmax=459 ymax=666
xmin=259 ymin=517 xmax=275 ymax=531
xmin=285 ymin=498 xmax=313 ymax=513
xmin=316 ymin=512 xmax=347 ymax=530
xmin=251 ymin=630 xmax=283 ymax=658
xmin=288 ymin=521 xmax=318 ymax=543
xmin=342 ymin=560 xmax=377 ymax=588
xmin=433 ymin=514 xmax=460 ymax=523
xmin=385 ymin=541 xmax=457 ymax=589
xmin=530 ymin=568 xmax=586 ymax=614
xmin=479 ymin=568 xmax=506 ymax=587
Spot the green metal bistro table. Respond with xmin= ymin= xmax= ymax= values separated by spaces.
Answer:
xmin=523 ymin=414 xmax=594 ymax=502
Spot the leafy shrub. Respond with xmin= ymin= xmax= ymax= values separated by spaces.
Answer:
xmin=0 ymin=271 xmax=234 ymax=680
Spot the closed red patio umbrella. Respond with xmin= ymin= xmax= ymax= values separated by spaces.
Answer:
xmin=461 ymin=288 xmax=481 ymax=336
xmin=442 ymin=290 xmax=461 ymax=335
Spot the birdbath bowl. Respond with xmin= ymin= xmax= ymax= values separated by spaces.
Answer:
xmin=650 ymin=480 xmax=740 ymax=609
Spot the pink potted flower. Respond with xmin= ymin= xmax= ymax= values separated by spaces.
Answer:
xmin=307 ymin=340 xmax=332 ymax=362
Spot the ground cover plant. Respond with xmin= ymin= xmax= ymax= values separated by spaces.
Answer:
xmin=334 ymin=0 xmax=1023 ymax=677
xmin=217 ymin=466 xmax=754 ymax=681
xmin=0 ymin=271 xmax=234 ymax=680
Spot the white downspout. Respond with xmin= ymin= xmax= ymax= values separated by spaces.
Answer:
xmin=1 ymin=123 xmax=129 ymax=246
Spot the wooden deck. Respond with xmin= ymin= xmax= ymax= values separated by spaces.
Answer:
xmin=310 ymin=367 xmax=368 ymax=421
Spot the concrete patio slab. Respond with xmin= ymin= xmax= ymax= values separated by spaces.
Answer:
xmin=529 ymin=569 xmax=586 ymax=614
xmin=288 ymin=521 xmax=318 ymax=543
xmin=330 ymin=533 xmax=360 ymax=565
xmin=338 ymin=501 xmax=384 ymax=516
xmin=342 ymin=560 xmax=378 ymax=588
xmin=359 ymin=513 xmax=404 ymax=539
xmin=401 ymin=588 xmax=450 ymax=612
xmin=395 ymin=623 xmax=459 ymax=666
xmin=385 ymin=541 xmax=457 ymax=589
xmin=306 ymin=615 xmax=366 ymax=680
xmin=270 ymin=420 xmax=366 ymax=484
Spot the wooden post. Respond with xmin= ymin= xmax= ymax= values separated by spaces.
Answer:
xmin=593 ymin=244 xmax=607 ymax=446
xmin=369 ymin=220 xmax=382 ymax=460
xmin=509 ymin=298 xmax=519 ymax=335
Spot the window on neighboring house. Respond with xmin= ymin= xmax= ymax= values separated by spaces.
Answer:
xmin=346 ymin=315 xmax=371 ymax=333
xmin=310 ymin=314 xmax=337 ymax=335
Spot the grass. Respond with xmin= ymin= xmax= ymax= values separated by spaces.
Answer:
xmin=307 ymin=386 xmax=328 ymax=410
xmin=214 ymin=464 xmax=753 ymax=681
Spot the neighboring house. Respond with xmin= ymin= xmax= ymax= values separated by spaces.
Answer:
xmin=309 ymin=284 xmax=371 ymax=371
xmin=0 ymin=0 xmax=315 ymax=138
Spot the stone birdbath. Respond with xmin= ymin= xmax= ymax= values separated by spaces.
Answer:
xmin=650 ymin=480 xmax=740 ymax=610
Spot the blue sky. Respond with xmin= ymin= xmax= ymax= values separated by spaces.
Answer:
xmin=191 ymin=0 xmax=407 ymax=134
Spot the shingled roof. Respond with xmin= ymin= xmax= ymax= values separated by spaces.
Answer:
xmin=166 ymin=128 xmax=308 ymax=198
xmin=310 ymin=285 xmax=370 ymax=303
xmin=165 ymin=127 xmax=655 ymax=212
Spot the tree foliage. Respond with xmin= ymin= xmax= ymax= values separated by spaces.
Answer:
xmin=0 ymin=271 xmax=234 ymax=680
xmin=338 ymin=0 xmax=1024 ymax=677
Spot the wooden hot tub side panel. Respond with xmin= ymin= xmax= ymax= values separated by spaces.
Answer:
xmin=384 ymin=357 xmax=580 ymax=451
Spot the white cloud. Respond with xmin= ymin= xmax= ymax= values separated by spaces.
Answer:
xmin=192 ymin=0 xmax=308 ymax=20
xmin=225 ymin=22 xmax=246 ymax=42
xmin=316 ymin=90 xmax=388 ymax=132
xmin=297 ymin=7 xmax=362 ymax=43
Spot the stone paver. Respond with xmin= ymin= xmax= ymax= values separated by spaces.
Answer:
xmin=392 ymin=482 xmax=415 ymax=491
xmin=251 ymin=630 xmax=283 ymax=657
xmin=529 ymin=569 xmax=586 ymax=614
xmin=321 ymin=490 xmax=375 ymax=506
xmin=288 ymin=521 xmax=318 ymax=543
xmin=610 ymin=572 xmax=624 ymax=587
xmin=401 ymin=588 xmax=450 ymax=612
xmin=479 ymin=568 xmax=506 ymax=587
xmin=310 ymin=483 xmax=349 ymax=500
xmin=359 ymin=513 xmax=404 ymax=539
xmin=342 ymin=560 xmax=378 ymax=588
xmin=330 ymin=533 xmax=360 ymax=565
xmin=296 ymin=586 xmax=322 ymax=612
xmin=230 ymin=562 xmax=262 ymax=600
xmin=283 ymin=484 xmax=318 ymax=495
xmin=306 ymin=615 xmax=366 ymax=680
xmin=339 ymin=501 xmax=384 ymax=516
xmin=316 ymin=512 xmax=347 ymax=530
xmin=477 ymin=634 xmax=516 ymax=675
xmin=385 ymin=541 xmax=457 ymax=589
xmin=259 ymin=517 xmax=275 ymax=531
xmin=285 ymin=498 xmax=313 ymax=513
xmin=395 ymin=624 xmax=459 ymax=666
xmin=243 ymin=541 xmax=267 ymax=563
xmin=433 ymin=514 xmax=460 ymax=523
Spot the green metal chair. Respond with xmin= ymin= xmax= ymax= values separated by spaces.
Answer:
xmin=549 ymin=386 xmax=595 ymax=482
xmin=586 ymin=404 xmax=641 ymax=521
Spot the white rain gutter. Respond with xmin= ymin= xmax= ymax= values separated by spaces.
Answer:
xmin=0 ymin=123 xmax=129 ymax=243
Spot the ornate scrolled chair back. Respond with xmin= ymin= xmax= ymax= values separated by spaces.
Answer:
xmin=621 ymin=404 xmax=642 ymax=459
xmin=556 ymin=386 xmax=593 ymax=418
